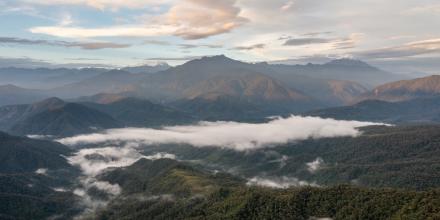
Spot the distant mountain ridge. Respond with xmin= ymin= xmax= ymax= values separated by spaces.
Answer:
xmin=122 ymin=63 xmax=171 ymax=74
xmin=81 ymin=97 xmax=194 ymax=127
xmin=0 ymin=67 xmax=108 ymax=89
xmin=0 ymin=97 xmax=120 ymax=137
xmin=307 ymin=96 xmax=440 ymax=123
xmin=360 ymin=75 xmax=440 ymax=102
xmin=0 ymin=56 xmax=409 ymax=113
xmin=0 ymin=84 xmax=47 ymax=106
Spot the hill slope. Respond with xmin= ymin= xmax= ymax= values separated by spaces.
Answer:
xmin=360 ymin=75 xmax=440 ymax=102
xmin=0 ymin=84 xmax=47 ymax=106
xmin=0 ymin=97 xmax=120 ymax=137
xmin=94 ymin=158 xmax=440 ymax=220
xmin=82 ymin=97 xmax=194 ymax=127
xmin=0 ymin=132 xmax=79 ymax=219
xmin=307 ymin=96 xmax=440 ymax=123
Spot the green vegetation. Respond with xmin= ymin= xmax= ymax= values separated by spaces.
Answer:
xmin=139 ymin=125 xmax=440 ymax=190
xmin=94 ymin=159 xmax=440 ymax=220
xmin=0 ymin=132 xmax=80 ymax=219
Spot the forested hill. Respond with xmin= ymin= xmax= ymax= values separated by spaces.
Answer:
xmin=92 ymin=158 xmax=440 ymax=220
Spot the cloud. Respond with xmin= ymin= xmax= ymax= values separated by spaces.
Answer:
xmin=402 ymin=4 xmax=440 ymax=15
xmin=143 ymin=40 xmax=222 ymax=49
xmin=22 ymin=0 xmax=169 ymax=11
xmin=35 ymin=168 xmax=48 ymax=175
xmin=232 ymin=43 xmax=265 ymax=50
xmin=29 ymin=0 xmax=247 ymax=39
xmin=27 ymin=134 xmax=54 ymax=139
xmin=65 ymin=144 xmax=174 ymax=215
xmin=57 ymin=116 xmax=387 ymax=151
xmin=284 ymin=38 xmax=332 ymax=46
xmin=0 ymin=36 xmax=131 ymax=50
xmin=144 ymin=40 xmax=172 ymax=46
xmin=306 ymin=157 xmax=324 ymax=173
xmin=283 ymin=34 xmax=362 ymax=50
xmin=281 ymin=1 xmax=295 ymax=11
xmin=29 ymin=0 xmax=247 ymax=40
xmin=144 ymin=55 xmax=204 ymax=61
xmin=178 ymin=44 xmax=223 ymax=49
xmin=246 ymin=176 xmax=318 ymax=188
xmin=144 ymin=152 xmax=177 ymax=160
xmin=355 ymin=38 xmax=440 ymax=59
xmin=0 ymin=56 xmax=116 ymax=69
xmin=165 ymin=0 xmax=248 ymax=39
xmin=67 ymin=145 xmax=146 ymax=176
xmin=29 ymin=26 xmax=176 ymax=38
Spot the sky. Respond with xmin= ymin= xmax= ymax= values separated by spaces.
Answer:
xmin=0 ymin=0 xmax=440 ymax=74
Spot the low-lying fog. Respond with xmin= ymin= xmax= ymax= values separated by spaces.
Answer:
xmin=50 ymin=116 xmax=388 ymax=215
xmin=58 ymin=115 xmax=387 ymax=150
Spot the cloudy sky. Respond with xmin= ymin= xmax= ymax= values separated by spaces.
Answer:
xmin=1 ymin=0 xmax=440 ymax=73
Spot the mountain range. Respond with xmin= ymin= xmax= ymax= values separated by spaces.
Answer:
xmin=360 ymin=75 xmax=440 ymax=102
xmin=0 ymin=55 xmax=407 ymax=108
xmin=0 ymin=97 xmax=196 ymax=137
xmin=308 ymin=97 xmax=440 ymax=123
xmin=1 ymin=97 xmax=120 ymax=137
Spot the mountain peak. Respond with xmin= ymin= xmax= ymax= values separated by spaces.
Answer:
xmin=360 ymin=74 xmax=440 ymax=102
xmin=0 ymin=84 xmax=24 ymax=90
xmin=196 ymin=55 xmax=238 ymax=63
xmin=32 ymin=97 xmax=65 ymax=109
xmin=325 ymin=59 xmax=372 ymax=68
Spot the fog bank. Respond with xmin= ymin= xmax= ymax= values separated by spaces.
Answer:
xmin=58 ymin=116 xmax=388 ymax=151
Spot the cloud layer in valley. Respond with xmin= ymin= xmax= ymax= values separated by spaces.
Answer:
xmin=247 ymin=176 xmax=318 ymax=188
xmin=58 ymin=116 xmax=388 ymax=151
xmin=66 ymin=144 xmax=177 ymax=215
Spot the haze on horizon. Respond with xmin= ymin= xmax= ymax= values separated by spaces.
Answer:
xmin=1 ymin=0 xmax=440 ymax=75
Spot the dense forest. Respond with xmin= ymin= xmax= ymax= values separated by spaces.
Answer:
xmin=92 ymin=159 xmax=440 ymax=220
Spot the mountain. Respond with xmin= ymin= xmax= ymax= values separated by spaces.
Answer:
xmin=183 ymin=72 xmax=309 ymax=102
xmin=326 ymin=80 xmax=369 ymax=104
xmin=99 ymin=158 xmax=242 ymax=196
xmin=94 ymin=158 xmax=440 ymax=220
xmin=0 ymin=67 xmax=107 ymax=89
xmin=122 ymin=63 xmax=171 ymax=74
xmin=360 ymin=75 xmax=440 ymax=102
xmin=72 ymin=93 xmax=128 ymax=104
xmin=307 ymin=97 xmax=440 ymax=123
xmin=0 ymin=97 xmax=121 ymax=137
xmin=0 ymin=131 xmax=73 ymax=173
xmin=81 ymin=97 xmax=194 ymax=127
xmin=0 ymin=132 xmax=79 ymax=219
xmin=39 ymin=56 xmax=398 ymax=110
xmin=50 ymin=70 xmax=143 ymax=98
xmin=170 ymin=96 xmax=266 ymax=121
xmin=0 ymin=84 xmax=47 ymax=106
xmin=134 ymin=55 xmax=310 ymax=100
xmin=130 ymin=55 xmax=323 ymax=114
xmin=267 ymin=59 xmax=403 ymax=87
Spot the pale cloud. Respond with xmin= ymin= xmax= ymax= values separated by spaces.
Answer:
xmin=403 ymin=4 xmax=440 ymax=15
xmin=35 ymin=168 xmax=48 ymax=175
xmin=59 ymin=13 xmax=74 ymax=26
xmin=57 ymin=116 xmax=388 ymax=151
xmin=232 ymin=43 xmax=265 ymax=50
xmin=0 ymin=36 xmax=131 ymax=50
xmin=165 ymin=0 xmax=248 ymax=39
xmin=246 ymin=176 xmax=318 ymax=188
xmin=29 ymin=0 xmax=247 ymax=39
xmin=356 ymin=38 xmax=440 ymax=59
xmin=23 ymin=0 xmax=171 ymax=11
xmin=283 ymin=33 xmax=363 ymax=50
xmin=281 ymin=0 xmax=294 ymax=11
xmin=306 ymin=157 xmax=324 ymax=173
xmin=30 ymin=26 xmax=175 ymax=38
